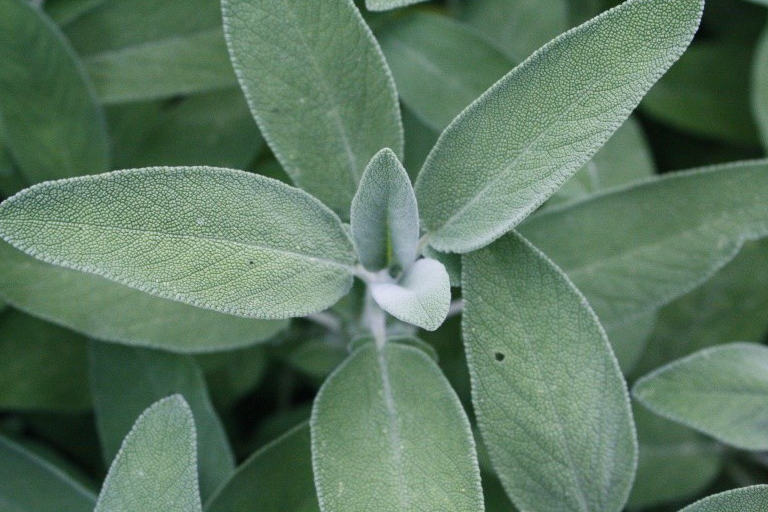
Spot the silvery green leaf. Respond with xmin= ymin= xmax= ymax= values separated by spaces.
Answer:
xmin=351 ymin=149 xmax=418 ymax=271
xmin=0 ymin=434 xmax=96 ymax=512
xmin=676 ymin=486 xmax=768 ymax=512
xmin=0 ymin=310 xmax=90 ymax=411
xmin=311 ymin=343 xmax=483 ymax=512
xmin=520 ymin=161 xmax=768 ymax=326
xmin=423 ymin=245 xmax=461 ymax=287
xmin=205 ymin=423 xmax=320 ymax=512
xmin=95 ymin=396 xmax=202 ymax=512
xmin=370 ymin=258 xmax=451 ymax=331
xmin=463 ymin=231 xmax=636 ymax=512
xmin=415 ymin=0 xmax=703 ymax=253
xmin=90 ymin=343 xmax=234 ymax=500
xmin=222 ymin=0 xmax=403 ymax=217
xmin=634 ymin=343 xmax=768 ymax=451
xmin=365 ymin=0 xmax=426 ymax=11
xmin=377 ymin=11 xmax=513 ymax=132
xmin=0 ymin=0 xmax=109 ymax=184
xmin=0 ymin=167 xmax=356 ymax=319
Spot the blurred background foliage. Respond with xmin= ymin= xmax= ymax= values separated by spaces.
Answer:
xmin=0 ymin=0 xmax=767 ymax=510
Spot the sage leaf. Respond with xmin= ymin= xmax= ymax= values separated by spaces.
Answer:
xmin=401 ymin=107 xmax=438 ymax=177
xmin=415 ymin=0 xmax=703 ymax=253
xmin=90 ymin=343 xmax=234 ymax=500
xmin=677 ymin=486 xmax=768 ymax=512
xmin=205 ymin=423 xmax=320 ymax=512
xmin=519 ymin=161 xmax=768 ymax=326
xmin=377 ymin=12 xmax=513 ymax=132
xmin=423 ymin=245 xmax=462 ymax=287
xmin=196 ymin=345 xmax=269 ymax=411
xmin=95 ymin=396 xmax=203 ymax=512
xmin=0 ymin=310 xmax=90 ymax=411
xmin=634 ymin=343 xmax=768 ymax=451
xmin=222 ymin=0 xmax=403 ymax=217
xmin=365 ymin=0 xmax=426 ymax=11
xmin=311 ymin=343 xmax=483 ymax=512
xmin=0 ymin=0 xmax=109 ymax=184
xmin=0 ymin=167 xmax=356 ymax=319
xmin=752 ymin=26 xmax=768 ymax=149
xmin=463 ymin=231 xmax=637 ymax=512
xmin=370 ymin=258 xmax=451 ymax=331
xmin=605 ymin=311 xmax=657 ymax=375
xmin=351 ymin=148 xmax=418 ymax=271
xmin=0 ymin=434 xmax=96 ymax=512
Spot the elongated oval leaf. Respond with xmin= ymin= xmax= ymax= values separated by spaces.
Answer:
xmin=677 ymin=486 xmax=768 ymax=512
xmin=351 ymin=149 xmax=418 ymax=271
xmin=90 ymin=343 xmax=234 ymax=501
xmin=633 ymin=343 xmax=768 ymax=450
xmin=519 ymin=161 xmax=768 ymax=326
xmin=415 ymin=0 xmax=703 ymax=253
xmin=222 ymin=0 xmax=403 ymax=217
xmin=463 ymin=231 xmax=637 ymax=512
xmin=311 ymin=343 xmax=483 ymax=512
xmin=95 ymin=395 xmax=202 ymax=512
xmin=0 ymin=167 xmax=355 ymax=319
xmin=370 ymin=258 xmax=451 ymax=331
xmin=0 ymin=434 xmax=96 ymax=512
xmin=0 ymin=0 xmax=109 ymax=183
xmin=205 ymin=423 xmax=319 ymax=512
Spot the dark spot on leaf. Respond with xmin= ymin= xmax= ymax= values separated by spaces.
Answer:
xmin=494 ymin=352 xmax=505 ymax=362
xmin=249 ymin=261 xmax=254 ymax=265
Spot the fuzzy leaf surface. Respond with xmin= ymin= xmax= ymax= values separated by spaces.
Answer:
xmin=677 ymin=486 xmax=768 ymax=512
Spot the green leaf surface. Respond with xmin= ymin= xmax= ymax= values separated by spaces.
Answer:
xmin=371 ymin=258 xmax=451 ymax=331
xmin=377 ymin=11 xmax=513 ymax=132
xmin=311 ymin=343 xmax=483 ymax=512
xmin=519 ymin=161 xmax=768 ymax=326
xmin=205 ymin=423 xmax=319 ymax=512
xmin=0 ymin=310 xmax=90 ymax=411
xmin=415 ymin=0 xmax=703 ymax=253
xmin=0 ymin=167 xmax=355 ymax=319
xmin=463 ymin=231 xmax=636 ymax=512
xmin=634 ymin=343 xmax=768 ymax=451
xmin=677 ymin=486 xmax=768 ymax=512
xmin=423 ymin=245 xmax=462 ymax=287
xmin=0 ymin=434 xmax=96 ymax=512
xmin=604 ymin=311 xmax=657 ymax=375
xmin=401 ymin=106 xmax=438 ymax=177
xmin=197 ymin=346 xmax=269 ymax=411
xmin=351 ymin=149 xmax=418 ymax=271
xmin=752 ymin=26 xmax=768 ymax=150
xmin=0 ymin=0 xmax=109 ymax=184
xmin=365 ymin=0 xmax=426 ymax=11
xmin=95 ymin=396 xmax=203 ymax=512
xmin=222 ymin=0 xmax=403 ymax=217
xmin=90 ymin=343 xmax=234 ymax=500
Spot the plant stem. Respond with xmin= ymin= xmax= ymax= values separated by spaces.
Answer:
xmin=363 ymin=288 xmax=387 ymax=350
xmin=306 ymin=311 xmax=342 ymax=333
xmin=447 ymin=299 xmax=465 ymax=318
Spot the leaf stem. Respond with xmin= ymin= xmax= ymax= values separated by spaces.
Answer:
xmin=306 ymin=311 xmax=342 ymax=333
xmin=447 ymin=299 xmax=464 ymax=318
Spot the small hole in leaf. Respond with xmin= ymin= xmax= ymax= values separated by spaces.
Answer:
xmin=249 ymin=261 xmax=254 ymax=265
xmin=494 ymin=352 xmax=505 ymax=362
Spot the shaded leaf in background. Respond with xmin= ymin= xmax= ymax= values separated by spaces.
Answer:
xmin=311 ymin=343 xmax=483 ymax=512
xmin=94 ymin=396 xmax=202 ymax=512
xmin=0 ymin=310 xmax=90 ymax=411
xmin=0 ymin=0 xmax=109 ymax=184
xmin=0 ymin=434 xmax=96 ymax=512
xmin=0 ymin=167 xmax=356 ymax=319
xmin=752 ymin=26 xmax=768 ymax=150
xmin=605 ymin=311 xmax=658 ymax=375
xmin=415 ymin=0 xmax=703 ymax=253
xmin=634 ymin=343 xmax=768 ymax=450
xmin=196 ymin=346 xmax=269 ymax=411
xmin=677 ymin=486 xmax=768 ymax=512
xmin=89 ymin=343 xmax=234 ymax=500
xmin=365 ymin=0 xmax=426 ymax=11
xmin=205 ymin=423 xmax=319 ymax=512
xmin=463 ymin=231 xmax=636 ymax=512
xmin=401 ymin=106 xmax=438 ymax=178
xmin=222 ymin=0 xmax=403 ymax=217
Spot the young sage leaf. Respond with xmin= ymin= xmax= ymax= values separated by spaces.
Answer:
xmin=311 ymin=343 xmax=483 ymax=512
xmin=351 ymin=148 xmax=418 ymax=271
xmin=415 ymin=0 xmax=703 ymax=253
xmin=677 ymin=486 xmax=768 ymax=512
xmin=222 ymin=0 xmax=403 ymax=217
xmin=0 ymin=167 xmax=356 ymax=319
xmin=463 ymin=231 xmax=637 ymax=512
xmin=95 ymin=396 xmax=203 ymax=512
xmin=89 ymin=343 xmax=234 ymax=500
xmin=370 ymin=258 xmax=451 ymax=331
xmin=0 ymin=0 xmax=109 ymax=183
xmin=634 ymin=343 xmax=768 ymax=451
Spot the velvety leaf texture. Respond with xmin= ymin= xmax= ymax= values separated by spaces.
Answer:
xmin=222 ymin=0 xmax=403 ymax=217
xmin=415 ymin=0 xmax=703 ymax=253
xmin=634 ymin=343 xmax=768 ymax=450
xmin=0 ymin=0 xmax=109 ymax=184
xmin=95 ymin=396 xmax=202 ymax=512
xmin=350 ymin=148 xmax=418 ymax=271
xmin=677 ymin=486 xmax=768 ymax=512
xmin=311 ymin=343 xmax=483 ymax=512
xmin=0 ymin=167 xmax=356 ymax=319
xmin=463 ymin=231 xmax=637 ymax=512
